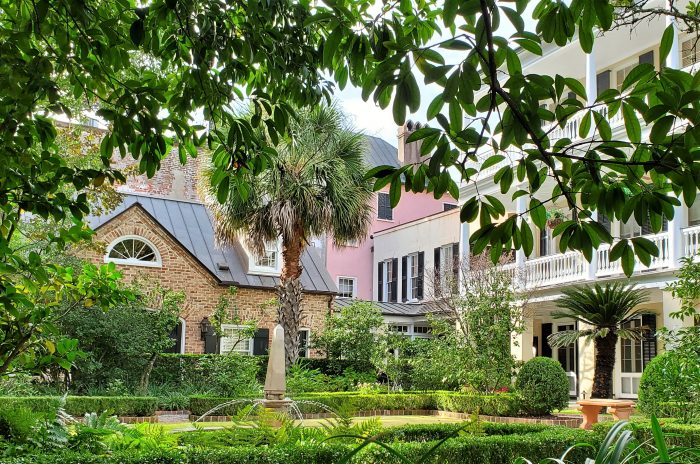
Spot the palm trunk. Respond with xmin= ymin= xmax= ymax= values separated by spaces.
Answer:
xmin=278 ymin=231 xmax=305 ymax=370
xmin=592 ymin=332 xmax=618 ymax=399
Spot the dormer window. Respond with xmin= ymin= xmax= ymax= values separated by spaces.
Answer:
xmin=247 ymin=240 xmax=282 ymax=275
xmin=105 ymin=236 xmax=161 ymax=268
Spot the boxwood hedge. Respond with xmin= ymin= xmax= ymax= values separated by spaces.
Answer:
xmin=0 ymin=424 xmax=596 ymax=464
xmin=187 ymin=391 xmax=523 ymax=417
xmin=0 ymin=396 xmax=158 ymax=417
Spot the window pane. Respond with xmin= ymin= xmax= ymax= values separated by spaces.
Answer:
xmin=108 ymin=238 xmax=158 ymax=263
xmin=378 ymin=193 xmax=393 ymax=220
xmin=338 ymin=278 xmax=355 ymax=298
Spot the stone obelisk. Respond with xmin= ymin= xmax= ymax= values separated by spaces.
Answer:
xmin=263 ymin=324 xmax=291 ymax=411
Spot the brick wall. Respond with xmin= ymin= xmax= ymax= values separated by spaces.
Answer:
xmin=111 ymin=148 xmax=202 ymax=202
xmin=81 ymin=205 xmax=331 ymax=356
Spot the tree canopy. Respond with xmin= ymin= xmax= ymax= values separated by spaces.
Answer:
xmin=2 ymin=0 xmax=700 ymax=376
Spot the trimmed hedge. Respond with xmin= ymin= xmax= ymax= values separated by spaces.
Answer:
xmin=593 ymin=419 xmax=700 ymax=448
xmin=188 ymin=391 xmax=523 ymax=417
xmin=0 ymin=424 xmax=597 ymax=464
xmin=0 ymin=396 xmax=158 ymax=417
xmin=151 ymin=354 xmax=374 ymax=387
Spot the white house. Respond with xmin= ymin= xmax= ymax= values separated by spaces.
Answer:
xmin=455 ymin=4 xmax=699 ymax=399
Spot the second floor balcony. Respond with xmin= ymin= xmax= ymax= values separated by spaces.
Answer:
xmin=495 ymin=224 xmax=700 ymax=290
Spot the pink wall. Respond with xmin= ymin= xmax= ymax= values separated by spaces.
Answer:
xmin=326 ymin=187 xmax=455 ymax=300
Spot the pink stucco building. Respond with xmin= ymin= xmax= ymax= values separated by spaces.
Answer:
xmin=323 ymin=124 xmax=456 ymax=301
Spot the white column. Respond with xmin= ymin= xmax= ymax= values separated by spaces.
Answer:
xmin=662 ymin=291 xmax=694 ymax=350
xmin=585 ymin=49 xmax=597 ymax=107
xmin=458 ymin=220 xmax=470 ymax=289
xmin=587 ymin=211 xmax=599 ymax=280
xmin=666 ymin=3 xmax=680 ymax=70
xmin=669 ymin=195 xmax=687 ymax=268
xmin=516 ymin=194 xmax=527 ymax=288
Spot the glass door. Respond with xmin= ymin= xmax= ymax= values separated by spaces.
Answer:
xmin=554 ymin=324 xmax=577 ymax=397
xmin=619 ymin=318 xmax=643 ymax=397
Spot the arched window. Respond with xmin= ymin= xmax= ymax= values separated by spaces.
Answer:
xmin=105 ymin=236 xmax=162 ymax=267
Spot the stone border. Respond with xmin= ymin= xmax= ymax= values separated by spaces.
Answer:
xmin=119 ymin=416 xmax=158 ymax=424
xmin=188 ymin=409 xmax=583 ymax=428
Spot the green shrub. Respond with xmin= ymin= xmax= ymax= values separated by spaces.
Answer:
xmin=515 ymin=357 xmax=569 ymax=416
xmin=0 ymin=425 xmax=597 ymax=464
xmin=638 ymin=351 xmax=700 ymax=422
xmin=0 ymin=397 xmax=158 ymax=417
xmin=593 ymin=419 xmax=700 ymax=448
xmin=0 ymin=405 xmax=40 ymax=444
xmin=188 ymin=392 xmax=523 ymax=417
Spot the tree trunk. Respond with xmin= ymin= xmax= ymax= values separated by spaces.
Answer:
xmin=279 ymin=230 xmax=305 ymax=370
xmin=139 ymin=353 xmax=158 ymax=393
xmin=592 ymin=332 xmax=618 ymax=399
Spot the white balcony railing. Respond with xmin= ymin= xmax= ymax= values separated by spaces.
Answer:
xmin=525 ymin=251 xmax=587 ymax=288
xmin=683 ymin=224 xmax=700 ymax=257
xmin=597 ymin=232 xmax=670 ymax=277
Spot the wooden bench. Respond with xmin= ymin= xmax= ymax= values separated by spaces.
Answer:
xmin=577 ymin=399 xmax=636 ymax=430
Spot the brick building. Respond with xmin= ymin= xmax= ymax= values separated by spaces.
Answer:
xmin=82 ymin=149 xmax=336 ymax=357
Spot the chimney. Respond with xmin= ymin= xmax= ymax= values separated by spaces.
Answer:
xmin=396 ymin=120 xmax=426 ymax=166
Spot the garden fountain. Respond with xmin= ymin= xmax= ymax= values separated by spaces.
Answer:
xmin=194 ymin=324 xmax=339 ymax=423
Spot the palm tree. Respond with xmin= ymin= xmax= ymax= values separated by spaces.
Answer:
xmin=202 ymin=104 xmax=373 ymax=369
xmin=548 ymin=283 xmax=649 ymax=399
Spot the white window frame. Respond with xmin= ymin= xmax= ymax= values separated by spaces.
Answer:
xmin=389 ymin=324 xmax=409 ymax=334
xmin=105 ymin=235 xmax=162 ymax=268
xmin=248 ymin=239 xmax=282 ymax=276
xmin=383 ymin=259 xmax=394 ymax=302
xmin=298 ymin=328 xmax=311 ymax=358
xmin=337 ymin=276 xmax=357 ymax=299
xmin=219 ymin=324 xmax=254 ymax=355
xmin=406 ymin=253 xmax=419 ymax=302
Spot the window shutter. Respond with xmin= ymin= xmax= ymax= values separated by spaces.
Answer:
xmin=390 ymin=257 xmax=398 ymax=302
xmin=641 ymin=314 xmax=657 ymax=367
xmin=452 ymin=243 xmax=460 ymax=285
xmin=204 ymin=327 xmax=219 ymax=354
xmin=417 ymin=252 xmax=424 ymax=300
xmin=662 ymin=215 xmax=668 ymax=232
xmin=401 ymin=256 xmax=408 ymax=302
xmin=596 ymin=70 xmax=611 ymax=97
xmin=641 ymin=215 xmax=653 ymax=235
xmin=434 ymin=247 xmax=441 ymax=295
xmin=297 ymin=330 xmax=309 ymax=358
xmin=377 ymin=262 xmax=384 ymax=302
xmin=253 ymin=328 xmax=269 ymax=355
xmin=539 ymin=228 xmax=549 ymax=257
xmin=598 ymin=212 xmax=611 ymax=233
xmin=639 ymin=50 xmax=654 ymax=66
xmin=567 ymin=91 xmax=577 ymax=101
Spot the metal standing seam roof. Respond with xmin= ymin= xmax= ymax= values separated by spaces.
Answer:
xmin=363 ymin=135 xmax=400 ymax=168
xmin=86 ymin=194 xmax=338 ymax=294
xmin=333 ymin=298 xmax=438 ymax=316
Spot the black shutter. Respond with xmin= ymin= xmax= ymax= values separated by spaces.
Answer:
xmin=253 ymin=328 xmax=270 ymax=355
xmin=662 ymin=215 xmax=668 ymax=232
xmin=641 ymin=215 xmax=653 ymax=235
xmin=434 ymin=247 xmax=441 ymax=295
xmin=641 ymin=314 xmax=658 ymax=367
xmin=204 ymin=327 xmax=219 ymax=354
xmin=390 ymin=257 xmax=398 ymax=302
xmin=416 ymin=252 xmax=424 ymax=300
xmin=539 ymin=228 xmax=548 ymax=257
xmin=452 ymin=243 xmax=460 ymax=286
xmin=567 ymin=91 xmax=577 ymax=101
xmin=639 ymin=50 xmax=654 ymax=66
xmin=165 ymin=320 xmax=183 ymax=353
xmin=596 ymin=70 xmax=611 ymax=97
xmin=598 ymin=212 xmax=611 ymax=234
xmin=401 ymin=256 xmax=408 ymax=302
xmin=378 ymin=262 xmax=384 ymax=302
xmin=541 ymin=323 xmax=553 ymax=358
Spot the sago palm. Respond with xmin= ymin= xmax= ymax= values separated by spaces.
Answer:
xmin=202 ymin=104 xmax=373 ymax=369
xmin=549 ymin=283 xmax=648 ymax=399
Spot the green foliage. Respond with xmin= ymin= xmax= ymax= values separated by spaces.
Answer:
xmin=57 ymin=280 xmax=183 ymax=392
xmin=667 ymin=256 xmax=700 ymax=319
xmin=187 ymin=391 xmax=523 ymax=418
xmin=0 ymin=397 xmax=158 ymax=417
xmin=425 ymin=260 xmax=524 ymax=392
xmin=515 ymin=358 xmax=570 ymax=416
xmin=317 ymin=301 xmax=385 ymax=367
xmin=0 ymin=405 xmax=40 ymax=445
xmin=551 ymin=283 xmax=649 ymax=398
xmin=638 ymin=352 xmax=700 ymax=423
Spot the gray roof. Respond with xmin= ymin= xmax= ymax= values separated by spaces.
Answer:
xmin=364 ymin=136 xmax=400 ymax=169
xmin=87 ymin=194 xmax=337 ymax=294
xmin=334 ymin=298 xmax=436 ymax=316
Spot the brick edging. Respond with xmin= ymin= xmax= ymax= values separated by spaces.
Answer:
xmin=188 ymin=409 xmax=583 ymax=428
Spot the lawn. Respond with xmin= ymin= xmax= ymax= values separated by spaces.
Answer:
xmin=160 ymin=414 xmax=468 ymax=432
